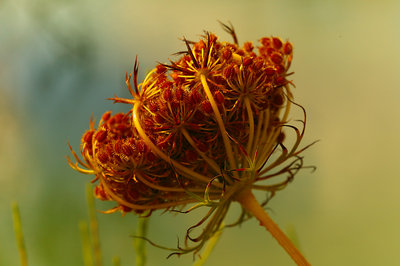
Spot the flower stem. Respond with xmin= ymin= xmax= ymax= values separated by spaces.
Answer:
xmin=236 ymin=190 xmax=310 ymax=266
xmin=193 ymin=222 xmax=224 ymax=266
xmin=134 ymin=216 xmax=149 ymax=266
xmin=200 ymin=74 xmax=238 ymax=181
xmin=244 ymin=97 xmax=255 ymax=154
xmin=86 ymin=183 xmax=102 ymax=266
xmin=79 ymin=220 xmax=93 ymax=266
xmin=11 ymin=202 xmax=28 ymax=266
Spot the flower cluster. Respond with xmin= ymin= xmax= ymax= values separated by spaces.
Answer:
xmin=68 ymin=23 xmax=311 ymax=256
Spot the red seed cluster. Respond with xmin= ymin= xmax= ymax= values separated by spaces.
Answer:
xmin=68 ymin=26 xmax=303 ymax=217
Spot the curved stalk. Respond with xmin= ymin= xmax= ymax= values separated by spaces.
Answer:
xmin=193 ymin=222 xmax=225 ymax=266
xmin=250 ymin=110 xmax=264 ymax=157
xmin=244 ymin=97 xmax=255 ymax=155
xmin=200 ymin=74 xmax=238 ymax=179
xmin=255 ymin=98 xmax=292 ymax=171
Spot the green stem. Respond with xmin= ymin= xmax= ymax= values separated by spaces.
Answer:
xmin=193 ymin=222 xmax=224 ymax=266
xmin=86 ymin=183 xmax=102 ymax=266
xmin=236 ymin=190 xmax=310 ymax=266
xmin=134 ymin=216 xmax=149 ymax=266
xmin=112 ymin=256 xmax=121 ymax=266
xmin=11 ymin=202 xmax=28 ymax=266
xmin=79 ymin=221 xmax=93 ymax=266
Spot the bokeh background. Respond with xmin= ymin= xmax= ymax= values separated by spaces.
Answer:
xmin=1 ymin=0 xmax=399 ymax=265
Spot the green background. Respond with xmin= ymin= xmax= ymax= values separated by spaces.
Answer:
xmin=1 ymin=0 xmax=399 ymax=265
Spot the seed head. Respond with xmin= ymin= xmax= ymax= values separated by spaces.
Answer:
xmin=67 ymin=22 xmax=314 ymax=258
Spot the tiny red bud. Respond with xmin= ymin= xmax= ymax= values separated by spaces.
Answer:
xmin=223 ymin=64 xmax=235 ymax=79
xmin=214 ymin=91 xmax=225 ymax=104
xmin=265 ymin=67 xmax=276 ymax=76
xmin=114 ymin=139 xmax=123 ymax=154
xmin=121 ymin=143 xmax=134 ymax=157
xmin=83 ymin=130 xmax=95 ymax=144
xmin=243 ymin=41 xmax=254 ymax=52
xmin=275 ymin=64 xmax=285 ymax=75
xmin=101 ymin=111 xmax=111 ymax=122
xmin=258 ymin=46 xmax=268 ymax=56
xmin=260 ymin=37 xmax=271 ymax=47
xmin=283 ymin=42 xmax=293 ymax=55
xmin=272 ymin=37 xmax=283 ymax=49
xmin=272 ymin=93 xmax=284 ymax=106
xmin=253 ymin=58 xmax=264 ymax=71
xmin=221 ymin=47 xmax=232 ymax=60
xmin=156 ymin=64 xmax=167 ymax=74
xmin=236 ymin=49 xmax=245 ymax=56
xmin=95 ymin=130 xmax=107 ymax=143
xmin=97 ymin=151 xmax=109 ymax=164
xmin=271 ymin=53 xmax=283 ymax=65
xmin=267 ymin=47 xmax=275 ymax=55
xmin=242 ymin=57 xmax=253 ymax=67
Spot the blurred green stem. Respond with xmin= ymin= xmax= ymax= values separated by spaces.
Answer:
xmin=79 ymin=220 xmax=93 ymax=266
xmin=86 ymin=183 xmax=102 ymax=266
xmin=286 ymin=224 xmax=302 ymax=252
xmin=11 ymin=202 xmax=28 ymax=266
xmin=134 ymin=216 xmax=149 ymax=266
xmin=112 ymin=256 xmax=121 ymax=266
xmin=193 ymin=222 xmax=224 ymax=266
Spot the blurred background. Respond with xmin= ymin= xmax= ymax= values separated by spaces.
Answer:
xmin=1 ymin=0 xmax=399 ymax=265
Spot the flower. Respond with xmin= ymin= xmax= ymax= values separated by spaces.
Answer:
xmin=68 ymin=22 xmax=313 ymax=257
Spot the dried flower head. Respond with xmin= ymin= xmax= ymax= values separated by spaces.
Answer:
xmin=68 ymin=22 xmax=314 ymax=259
